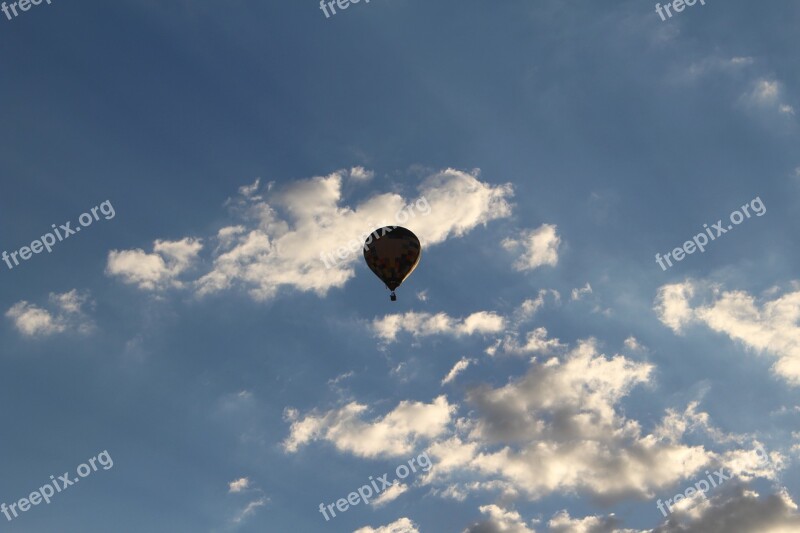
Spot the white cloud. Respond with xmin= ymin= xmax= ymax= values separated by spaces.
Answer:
xmin=371 ymin=482 xmax=408 ymax=508
xmin=215 ymin=225 xmax=246 ymax=252
xmin=654 ymin=281 xmax=696 ymax=332
xmin=7 ymin=303 xmax=62 ymax=336
xmin=486 ymin=327 xmax=565 ymax=357
xmin=655 ymin=281 xmax=800 ymax=385
xmin=729 ymin=57 xmax=755 ymax=66
xmin=232 ymin=497 xmax=267 ymax=524
xmin=743 ymin=79 xmax=796 ymax=117
xmin=678 ymin=56 xmax=755 ymax=82
xmin=353 ymin=517 xmax=420 ymax=533
xmin=653 ymin=402 xmax=708 ymax=445
xmin=217 ymin=390 xmax=255 ymax=414
xmin=237 ymin=178 xmax=262 ymax=199
xmin=463 ymin=495 xmax=800 ymax=533
xmin=373 ymin=310 xmax=505 ymax=343
xmin=548 ymin=510 xmax=624 ymax=533
xmin=672 ymin=56 xmax=794 ymax=120
xmin=283 ymin=396 xmax=454 ymax=458
xmin=463 ymin=504 xmax=536 ymax=533
xmin=624 ymin=336 xmax=645 ymax=352
xmin=288 ymin=300 xmax=782 ymax=509
xmin=518 ymin=297 xmax=545 ymax=318
xmin=442 ymin=358 xmax=473 ymax=385
xmin=503 ymin=224 xmax=561 ymax=272
xmin=192 ymin=168 xmax=512 ymax=301
xmin=415 ymin=169 xmax=513 ymax=244
xmin=328 ymin=371 xmax=355 ymax=386
xmin=228 ymin=477 xmax=250 ymax=493
xmin=103 ymin=169 xmax=512 ymax=301
xmin=106 ymin=237 xmax=202 ymax=290
xmin=468 ymin=340 xmax=654 ymax=443
xmin=472 ymin=489 xmax=800 ymax=532
xmin=571 ymin=283 xmax=593 ymax=301
xmin=515 ymin=289 xmax=560 ymax=322
xmin=53 ymin=290 xmax=86 ymax=315
xmin=6 ymin=290 xmax=94 ymax=337
xmin=419 ymin=340 xmax=725 ymax=502
xmin=283 ymin=302 xmax=789 ymax=520
xmin=752 ymin=80 xmax=780 ymax=104
xmin=349 ymin=166 xmax=375 ymax=181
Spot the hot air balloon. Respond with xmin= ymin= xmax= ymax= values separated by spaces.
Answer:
xmin=363 ymin=226 xmax=421 ymax=301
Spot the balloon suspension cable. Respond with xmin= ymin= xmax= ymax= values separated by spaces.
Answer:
xmin=390 ymin=291 xmax=397 ymax=302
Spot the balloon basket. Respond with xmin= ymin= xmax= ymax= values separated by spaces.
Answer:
xmin=390 ymin=291 xmax=397 ymax=302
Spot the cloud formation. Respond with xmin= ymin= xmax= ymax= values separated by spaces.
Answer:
xmin=6 ymin=290 xmax=94 ymax=337
xmin=651 ymin=487 xmax=800 ymax=533
xmin=421 ymin=341 xmax=716 ymax=503
xmin=460 ymin=488 xmax=800 ymax=532
xmin=462 ymin=504 xmax=536 ymax=533
xmin=228 ymin=477 xmax=250 ymax=493
xmin=283 ymin=396 xmax=454 ymax=458
xmin=353 ymin=517 xmax=420 ymax=533
xmin=548 ymin=510 xmax=623 ymax=533
xmin=503 ymin=224 xmax=561 ymax=272
xmin=744 ymin=79 xmax=795 ymax=115
xmin=655 ymin=281 xmax=800 ymax=385
xmin=373 ymin=310 xmax=506 ymax=343
xmin=106 ymin=238 xmax=202 ymax=290
xmin=442 ymin=358 xmax=473 ymax=385
xmin=232 ymin=497 xmax=267 ymax=524
xmin=108 ymin=168 xmax=513 ymax=301
xmin=371 ymin=483 xmax=408 ymax=508
xmin=486 ymin=326 xmax=566 ymax=357
xmin=572 ymin=283 xmax=593 ymax=301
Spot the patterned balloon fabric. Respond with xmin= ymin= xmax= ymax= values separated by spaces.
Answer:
xmin=363 ymin=227 xmax=422 ymax=291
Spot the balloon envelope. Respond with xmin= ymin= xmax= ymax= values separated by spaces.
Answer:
xmin=363 ymin=227 xmax=421 ymax=292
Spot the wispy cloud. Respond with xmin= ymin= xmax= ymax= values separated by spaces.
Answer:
xmin=442 ymin=358 xmax=473 ymax=385
xmin=371 ymin=482 xmax=408 ymax=508
xmin=232 ymin=497 xmax=267 ymax=524
xmin=571 ymin=282 xmax=593 ymax=301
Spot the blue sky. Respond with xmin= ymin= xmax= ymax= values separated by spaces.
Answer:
xmin=1 ymin=1 xmax=799 ymax=532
